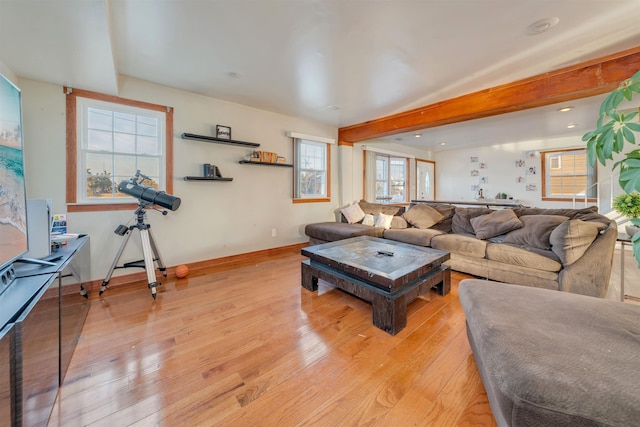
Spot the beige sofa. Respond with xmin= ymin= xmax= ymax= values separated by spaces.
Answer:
xmin=305 ymin=200 xmax=617 ymax=298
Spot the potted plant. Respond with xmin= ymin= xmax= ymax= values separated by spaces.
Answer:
xmin=583 ymin=69 xmax=640 ymax=266
xmin=612 ymin=192 xmax=640 ymax=237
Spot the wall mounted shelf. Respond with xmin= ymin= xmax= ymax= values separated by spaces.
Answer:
xmin=184 ymin=176 xmax=233 ymax=181
xmin=181 ymin=133 xmax=260 ymax=148
xmin=239 ymin=160 xmax=293 ymax=168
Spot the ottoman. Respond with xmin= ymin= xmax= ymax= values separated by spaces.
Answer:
xmin=459 ymin=279 xmax=640 ymax=427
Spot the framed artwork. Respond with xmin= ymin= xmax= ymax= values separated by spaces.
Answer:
xmin=216 ymin=125 xmax=232 ymax=140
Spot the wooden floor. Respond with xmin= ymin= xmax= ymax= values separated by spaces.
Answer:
xmin=48 ymin=248 xmax=496 ymax=427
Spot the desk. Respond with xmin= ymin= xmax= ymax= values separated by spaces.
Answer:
xmin=1 ymin=236 xmax=90 ymax=426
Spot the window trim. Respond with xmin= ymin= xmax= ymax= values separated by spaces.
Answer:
xmin=292 ymin=137 xmax=331 ymax=203
xmin=541 ymin=148 xmax=596 ymax=203
xmin=365 ymin=152 xmax=410 ymax=204
xmin=65 ymin=87 xmax=173 ymax=212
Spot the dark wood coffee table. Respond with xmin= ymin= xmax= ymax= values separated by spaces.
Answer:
xmin=301 ymin=236 xmax=450 ymax=335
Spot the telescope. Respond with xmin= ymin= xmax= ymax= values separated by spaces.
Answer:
xmin=118 ymin=171 xmax=181 ymax=211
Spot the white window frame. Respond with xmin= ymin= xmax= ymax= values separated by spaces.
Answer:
xmin=289 ymin=132 xmax=333 ymax=203
xmin=75 ymin=97 xmax=167 ymax=205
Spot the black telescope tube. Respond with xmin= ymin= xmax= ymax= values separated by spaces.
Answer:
xmin=118 ymin=180 xmax=181 ymax=211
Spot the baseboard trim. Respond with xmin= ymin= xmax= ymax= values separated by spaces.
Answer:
xmin=87 ymin=241 xmax=309 ymax=291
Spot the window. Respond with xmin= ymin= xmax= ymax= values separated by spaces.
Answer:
xmin=366 ymin=152 xmax=409 ymax=203
xmin=541 ymin=148 xmax=596 ymax=201
xmin=65 ymin=88 xmax=173 ymax=212
xmin=292 ymin=135 xmax=331 ymax=202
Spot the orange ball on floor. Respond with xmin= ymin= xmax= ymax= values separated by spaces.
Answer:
xmin=175 ymin=264 xmax=189 ymax=279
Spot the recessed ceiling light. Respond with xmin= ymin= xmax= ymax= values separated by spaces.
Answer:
xmin=567 ymin=123 xmax=577 ymax=129
xmin=227 ymin=72 xmax=240 ymax=78
xmin=440 ymin=142 xmax=446 ymax=146
xmin=527 ymin=17 xmax=559 ymax=35
xmin=414 ymin=133 xmax=422 ymax=138
xmin=327 ymin=105 xmax=339 ymax=110
xmin=557 ymin=106 xmax=574 ymax=112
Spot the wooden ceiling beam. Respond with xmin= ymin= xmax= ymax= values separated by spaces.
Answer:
xmin=338 ymin=46 xmax=640 ymax=145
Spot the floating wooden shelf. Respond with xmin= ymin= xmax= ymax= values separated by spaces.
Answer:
xmin=184 ymin=176 xmax=233 ymax=181
xmin=181 ymin=133 xmax=260 ymax=148
xmin=239 ymin=160 xmax=293 ymax=168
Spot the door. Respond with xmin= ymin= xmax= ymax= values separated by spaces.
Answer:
xmin=416 ymin=159 xmax=436 ymax=200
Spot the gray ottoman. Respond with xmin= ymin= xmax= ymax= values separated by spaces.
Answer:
xmin=459 ymin=279 xmax=640 ymax=427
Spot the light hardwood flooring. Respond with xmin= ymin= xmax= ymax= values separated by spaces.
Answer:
xmin=48 ymin=248 xmax=495 ymax=426
xmin=48 ymin=243 xmax=638 ymax=426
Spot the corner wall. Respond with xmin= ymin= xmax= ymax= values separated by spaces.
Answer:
xmin=19 ymin=76 xmax=338 ymax=282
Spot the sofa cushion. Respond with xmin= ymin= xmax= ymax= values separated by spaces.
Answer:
xmin=452 ymin=207 xmax=493 ymax=234
xmin=383 ymin=228 xmax=445 ymax=247
xmin=305 ymin=222 xmax=384 ymax=242
xmin=550 ymin=219 xmax=600 ymax=265
xmin=430 ymin=233 xmax=487 ymax=259
xmin=503 ymin=215 xmax=569 ymax=250
xmin=403 ymin=204 xmax=444 ymax=229
xmin=358 ymin=199 xmax=404 ymax=216
xmin=514 ymin=206 xmax=610 ymax=229
xmin=486 ymin=243 xmax=562 ymax=272
xmin=340 ymin=202 xmax=366 ymax=224
xmin=470 ymin=209 xmax=524 ymax=240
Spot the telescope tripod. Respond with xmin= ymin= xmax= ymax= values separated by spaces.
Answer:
xmin=100 ymin=203 xmax=166 ymax=299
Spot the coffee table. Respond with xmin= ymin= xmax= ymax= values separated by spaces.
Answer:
xmin=301 ymin=236 xmax=450 ymax=335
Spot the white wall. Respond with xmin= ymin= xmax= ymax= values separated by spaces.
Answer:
xmin=19 ymin=76 xmax=338 ymax=282
xmin=434 ymin=136 xmax=616 ymax=209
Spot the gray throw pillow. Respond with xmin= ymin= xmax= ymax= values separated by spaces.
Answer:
xmin=403 ymin=204 xmax=444 ymax=229
xmin=503 ymin=215 xmax=569 ymax=250
xmin=549 ymin=219 xmax=600 ymax=265
xmin=452 ymin=207 xmax=493 ymax=234
xmin=470 ymin=209 xmax=523 ymax=240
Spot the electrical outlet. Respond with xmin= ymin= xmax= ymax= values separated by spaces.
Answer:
xmin=271 ymin=228 xmax=277 ymax=237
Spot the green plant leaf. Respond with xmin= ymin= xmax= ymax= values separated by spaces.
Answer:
xmin=622 ymin=126 xmax=636 ymax=145
xmin=628 ymin=122 xmax=640 ymax=133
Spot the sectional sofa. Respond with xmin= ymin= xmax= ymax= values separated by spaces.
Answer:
xmin=304 ymin=200 xmax=617 ymax=298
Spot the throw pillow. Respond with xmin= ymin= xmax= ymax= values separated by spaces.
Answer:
xmin=340 ymin=202 xmax=366 ymax=224
xmin=428 ymin=204 xmax=456 ymax=233
xmin=390 ymin=215 xmax=408 ymax=229
xmin=374 ymin=213 xmax=394 ymax=229
xmin=403 ymin=204 xmax=444 ymax=229
xmin=452 ymin=207 xmax=493 ymax=235
xmin=470 ymin=209 xmax=523 ymax=240
xmin=549 ymin=219 xmax=600 ymax=265
xmin=362 ymin=214 xmax=375 ymax=226
xmin=503 ymin=215 xmax=569 ymax=250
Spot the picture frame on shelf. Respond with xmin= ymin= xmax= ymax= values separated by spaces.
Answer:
xmin=216 ymin=125 xmax=231 ymax=140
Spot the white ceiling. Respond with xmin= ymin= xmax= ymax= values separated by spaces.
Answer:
xmin=1 ymin=0 xmax=639 ymax=151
